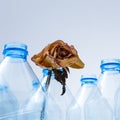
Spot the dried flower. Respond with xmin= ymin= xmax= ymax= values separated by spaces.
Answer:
xmin=31 ymin=40 xmax=85 ymax=95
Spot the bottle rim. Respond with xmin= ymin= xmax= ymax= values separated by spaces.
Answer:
xmin=4 ymin=42 xmax=27 ymax=50
xmin=2 ymin=42 xmax=28 ymax=57
xmin=80 ymin=74 xmax=97 ymax=83
xmin=100 ymin=58 xmax=120 ymax=70
xmin=42 ymin=68 xmax=63 ymax=76
xmin=42 ymin=69 xmax=52 ymax=76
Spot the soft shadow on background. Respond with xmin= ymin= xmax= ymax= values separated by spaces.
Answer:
xmin=0 ymin=0 xmax=120 ymax=96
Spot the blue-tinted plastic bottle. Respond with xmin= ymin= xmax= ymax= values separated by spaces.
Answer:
xmin=0 ymin=73 xmax=18 ymax=120
xmin=98 ymin=58 xmax=120 ymax=120
xmin=21 ymin=71 xmax=62 ymax=120
xmin=20 ymin=83 xmax=46 ymax=120
xmin=114 ymin=87 xmax=120 ymax=120
xmin=0 ymin=42 xmax=40 ymax=106
xmin=41 ymin=68 xmax=73 ymax=120
xmin=66 ymin=74 xmax=113 ymax=120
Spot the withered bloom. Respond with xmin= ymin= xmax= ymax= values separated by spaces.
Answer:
xmin=31 ymin=40 xmax=85 ymax=95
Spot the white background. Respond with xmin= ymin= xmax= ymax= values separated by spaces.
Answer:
xmin=0 ymin=0 xmax=120 ymax=96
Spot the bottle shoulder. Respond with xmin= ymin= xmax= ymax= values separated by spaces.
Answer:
xmin=75 ymin=85 xmax=101 ymax=105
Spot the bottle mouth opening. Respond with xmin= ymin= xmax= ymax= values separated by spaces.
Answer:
xmin=100 ymin=63 xmax=120 ymax=69
xmin=80 ymin=74 xmax=97 ymax=85
xmin=4 ymin=42 xmax=28 ymax=50
xmin=42 ymin=69 xmax=53 ymax=76
xmin=42 ymin=68 xmax=63 ymax=76
xmin=81 ymin=78 xmax=97 ymax=82
xmin=2 ymin=42 xmax=28 ymax=58
xmin=100 ymin=59 xmax=120 ymax=70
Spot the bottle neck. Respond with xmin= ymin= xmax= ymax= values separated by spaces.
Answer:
xmin=81 ymin=81 xmax=97 ymax=86
xmin=100 ymin=63 xmax=120 ymax=73
xmin=41 ymin=69 xmax=52 ymax=92
xmin=80 ymin=75 xmax=97 ymax=86
xmin=100 ymin=59 xmax=120 ymax=73
xmin=3 ymin=43 xmax=28 ymax=60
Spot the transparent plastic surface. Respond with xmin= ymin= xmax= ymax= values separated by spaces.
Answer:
xmin=115 ymin=87 xmax=120 ymax=120
xmin=98 ymin=59 xmax=120 ymax=119
xmin=0 ymin=74 xmax=18 ymax=120
xmin=0 ymin=43 xmax=40 ymax=106
xmin=41 ymin=69 xmax=74 ymax=120
xmin=0 ymin=110 xmax=45 ymax=120
xmin=21 ymin=83 xmax=62 ymax=120
xmin=67 ymin=74 xmax=113 ymax=120
xmin=45 ymin=93 xmax=63 ymax=120
xmin=0 ymin=85 xmax=46 ymax=120
xmin=20 ymin=85 xmax=45 ymax=120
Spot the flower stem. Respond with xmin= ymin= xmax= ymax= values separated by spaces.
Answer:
xmin=45 ymin=71 xmax=52 ymax=91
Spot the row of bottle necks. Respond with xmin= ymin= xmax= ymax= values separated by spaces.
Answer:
xmin=0 ymin=42 xmax=120 ymax=120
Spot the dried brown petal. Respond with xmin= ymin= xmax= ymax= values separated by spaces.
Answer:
xmin=31 ymin=40 xmax=85 ymax=69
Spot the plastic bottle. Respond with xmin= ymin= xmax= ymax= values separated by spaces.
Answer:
xmin=20 ymin=80 xmax=62 ymax=120
xmin=114 ymin=87 xmax=120 ymax=120
xmin=66 ymin=74 xmax=113 ymax=120
xmin=0 ymin=73 xmax=19 ymax=120
xmin=40 ymin=68 xmax=73 ymax=120
xmin=0 ymin=42 xmax=40 ymax=106
xmin=98 ymin=58 xmax=120 ymax=119
xmin=19 ymin=83 xmax=46 ymax=120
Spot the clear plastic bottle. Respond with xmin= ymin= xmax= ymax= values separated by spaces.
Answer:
xmin=98 ymin=58 xmax=120 ymax=119
xmin=21 ymin=80 xmax=62 ymax=120
xmin=66 ymin=74 xmax=113 ymax=120
xmin=0 ymin=42 xmax=40 ymax=106
xmin=20 ymin=83 xmax=46 ymax=120
xmin=45 ymin=93 xmax=63 ymax=120
xmin=40 ymin=69 xmax=73 ymax=120
xmin=0 ymin=73 xmax=19 ymax=120
xmin=114 ymin=87 xmax=120 ymax=120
